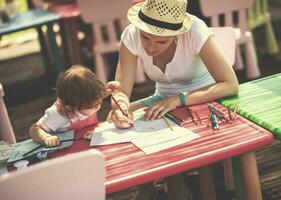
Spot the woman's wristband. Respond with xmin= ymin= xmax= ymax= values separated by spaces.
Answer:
xmin=179 ymin=92 xmax=186 ymax=107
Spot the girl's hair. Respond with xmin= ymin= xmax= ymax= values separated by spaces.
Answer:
xmin=56 ymin=65 xmax=105 ymax=116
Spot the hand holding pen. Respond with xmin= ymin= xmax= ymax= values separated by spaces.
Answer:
xmin=111 ymin=96 xmax=134 ymax=128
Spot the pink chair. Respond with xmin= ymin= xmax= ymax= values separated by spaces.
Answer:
xmin=0 ymin=83 xmax=16 ymax=144
xmin=0 ymin=149 xmax=105 ymax=200
xmin=77 ymin=0 xmax=146 ymax=83
xmin=198 ymin=0 xmax=261 ymax=79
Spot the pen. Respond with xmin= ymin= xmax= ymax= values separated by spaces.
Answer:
xmin=111 ymin=95 xmax=133 ymax=127
xmin=23 ymin=144 xmax=43 ymax=157
xmin=163 ymin=115 xmax=174 ymax=131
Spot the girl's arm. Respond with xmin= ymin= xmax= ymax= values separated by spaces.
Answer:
xmin=29 ymin=122 xmax=60 ymax=147
xmin=144 ymin=36 xmax=239 ymax=120
xmin=111 ymin=42 xmax=138 ymax=128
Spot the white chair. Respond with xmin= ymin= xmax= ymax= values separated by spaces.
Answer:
xmin=0 ymin=149 xmax=105 ymax=200
xmin=77 ymin=0 xmax=146 ymax=83
xmin=0 ymin=83 xmax=16 ymax=144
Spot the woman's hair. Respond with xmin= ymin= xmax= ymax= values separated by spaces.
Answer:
xmin=56 ymin=65 xmax=105 ymax=115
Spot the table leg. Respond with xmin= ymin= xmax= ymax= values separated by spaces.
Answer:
xmin=46 ymin=23 xmax=64 ymax=77
xmin=240 ymin=152 xmax=262 ymax=200
xmin=198 ymin=165 xmax=216 ymax=200
xmin=232 ymin=156 xmax=246 ymax=200
xmin=223 ymin=158 xmax=234 ymax=190
xmin=232 ymin=152 xmax=262 ymax=200
xmin=36 ymin=27 xmax=52 ymax=75
xmin=60 ymin=18 xmax=81 ymax=66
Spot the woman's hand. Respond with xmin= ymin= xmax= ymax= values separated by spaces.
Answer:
xmin=109 ymin=109 xmax=134 ymax=129
xmin=143 ymin=96 xmax=180 ymax=121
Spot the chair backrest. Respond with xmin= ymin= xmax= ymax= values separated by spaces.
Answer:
xmin=198 ymin=0 xmax=255 ymax=33
xmin=210 ymin=27 xmax=236 ymax=66
xmin=77 ymin=0 xmax=133 ymax=47
xmin=247 ymin=0 xmax=269 ymax=29
xmin=0 ymin=83 xmax=16 ymax=144
xmin=0 ymin=149 xmax=105 ymax=200
xmin=249 ymin=0 xmax=268 ymax=16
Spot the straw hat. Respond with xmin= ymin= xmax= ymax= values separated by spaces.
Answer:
xmin=128 ymin=0 xmax=192 ymax=36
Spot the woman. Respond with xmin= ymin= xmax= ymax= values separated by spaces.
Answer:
xmin=111 ymin=0 xmax=238 ymax=127
xmin=110 ymin=0 xmax=238 ymax=199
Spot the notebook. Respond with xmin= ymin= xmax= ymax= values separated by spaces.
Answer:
xmin=6 ymin=130 xmax=74 ymax=164
xmin=167 ymin=106 xmax=192 ymax=125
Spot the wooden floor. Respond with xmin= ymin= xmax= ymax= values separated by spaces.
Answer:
xmin=1 ymin=3 xmax=281 ymax=199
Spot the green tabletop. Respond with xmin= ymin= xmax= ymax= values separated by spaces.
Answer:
xmin=218 ymin=73 xmax=281 ymax=139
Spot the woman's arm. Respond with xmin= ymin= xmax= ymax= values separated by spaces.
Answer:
xmin=185 ymin=36 xmax=239 ymax=104
xmin=144 ymin=36 xmax=238 ymax=120
xmin=111 ymin=42 xmax=138 ymax=128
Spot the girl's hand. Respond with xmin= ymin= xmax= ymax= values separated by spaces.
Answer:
xmin=143 ymin=96 xmax=180 ymax=121
xmin=43 ymin=135 xmax=60 ymax=147
xmin=110 ymin=109 xmax=134 ymax=129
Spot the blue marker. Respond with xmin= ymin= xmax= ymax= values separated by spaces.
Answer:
xmin=210 ymin=112 xmax=219 ymax=130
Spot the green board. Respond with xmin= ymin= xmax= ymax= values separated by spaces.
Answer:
xmin=218 ymin=73 xmax=281 ymax=139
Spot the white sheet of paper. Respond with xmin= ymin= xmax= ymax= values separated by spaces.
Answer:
xmin=90 ymin=122 xmax=133 ymax=145
xmin=90 ymin=117 xmax=200 ymax=152
xmin=91 ymin=119 xmax=169 ymax=146
xmin=131 ymin=126 xmax=200 ymax=154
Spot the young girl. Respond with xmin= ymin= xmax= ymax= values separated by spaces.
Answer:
xmin=29 ymin=65 xmax=117 ymax=147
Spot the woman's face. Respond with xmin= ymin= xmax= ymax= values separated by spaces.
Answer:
xmin=140 ymin=30 xmax=175 ymax=57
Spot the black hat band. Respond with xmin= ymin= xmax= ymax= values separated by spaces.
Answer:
xmin=138 ymin=10 xmax=183 ymax=31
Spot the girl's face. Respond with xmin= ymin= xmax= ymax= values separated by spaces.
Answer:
xmin=140 ymin=30 xmax=176 ymax=57
xmin=79 ymin=100 xmax=102 ymax=116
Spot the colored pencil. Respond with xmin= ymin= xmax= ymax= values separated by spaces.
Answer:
xmin=186 ymin=106 xmax=196 ymax=124
xmin=111 ymin=96 xmax=128 ymax=117
xmin=207 ymin=103 xmax=225 ymax=115
xmin=163 ymin=115 xmax=174 ymax=131
xmin=111 ymin=95 xmax=133 ymax=127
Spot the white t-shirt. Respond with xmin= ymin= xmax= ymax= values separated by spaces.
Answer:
xmin=121 ymin=15 xmax=215 ymax=97
xmin=38 ymin=104 xmax=89 ymax=132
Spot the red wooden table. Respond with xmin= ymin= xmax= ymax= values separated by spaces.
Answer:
xmin=50 ymin=102 xmax=273 ymax=200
